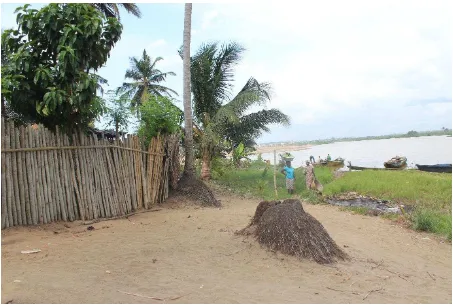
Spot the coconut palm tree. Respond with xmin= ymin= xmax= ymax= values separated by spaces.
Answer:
xmin=189 ymin=42 xmax=290 ymax=180
xmin=91 ymin=3 xmax=142 ymax=20
xmin=118 ymin=49 xmax=177 ymax=112
xmin=182 ymin=3 xmax=195 ymax=177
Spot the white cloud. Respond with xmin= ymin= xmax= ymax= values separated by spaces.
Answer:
xmin=147 ymin=39 xmax=167 ymax=49
xmin=201 ymin=10 xmax=218 ymax=30
xmin=204 ymin=0 xmax=452 ymax=130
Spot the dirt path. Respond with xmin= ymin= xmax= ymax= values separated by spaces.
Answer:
xmin=1 ymin=192 xmax=451 ymax=304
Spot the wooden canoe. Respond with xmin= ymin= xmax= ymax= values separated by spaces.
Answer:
xmin=347 ymin=162 xmax=402 ymax=171
xmin=416 ymin=164 xmax=452 ymax=173
xmin=384 ymin=156 xmax=407 ymax=169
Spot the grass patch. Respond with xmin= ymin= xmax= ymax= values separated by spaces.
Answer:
xmin=213 ymin=162 xmax=332 ymax=202
xmin=323 ymin=170 xmax=452 ymax=212
xmin=412 ymin=210 xmax=452 ymax=239
xmin=323 ymin=170 xmax=452 ymax=240
xmin=213 ymin=160 xmax=452 ymax=240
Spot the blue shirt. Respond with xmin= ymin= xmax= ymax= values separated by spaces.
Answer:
xmin=284 ymin=166 xmax=295 ymax=179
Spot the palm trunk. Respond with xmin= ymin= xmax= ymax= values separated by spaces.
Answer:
xmin=182 ymin=3 xmax=194 ymax=177
xmin=200 ymin=148 xmax=211 ymax=180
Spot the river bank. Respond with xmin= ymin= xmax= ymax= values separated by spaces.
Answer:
xmin=252 ymin=144 xmax=311 ymax=155
xmin=212 ymin=160 xmax=452 ymax=241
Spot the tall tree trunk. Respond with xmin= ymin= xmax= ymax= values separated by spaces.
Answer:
xmin=182 ymin=3 xmax=194 ymax=177
xmin=1 ymin=96 xmax=7 ymax=118
xmin=200 ymin=147 xmax=211 ymax=180
xmin=115 ymin=122 xmax=119 ymax=143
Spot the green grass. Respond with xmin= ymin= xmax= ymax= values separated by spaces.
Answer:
xmin=323 ymin=170 xmax=452 ymax=212
xmin=323 ymin=170 xmax=452 ymax=240
xmin=412 ymin=210 xmax=452 ymax=239
xmin=213 ymin=162 xmax=333 ymax=202
xmin=214 ymin=161 xmax=452 ymax=240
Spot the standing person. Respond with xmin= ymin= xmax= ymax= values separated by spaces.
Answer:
xmin=309 ymin=155 xmax=315 ymax=164
xmin=281 ymin=161 xmax=295 ymax=195
xmin=318 ymin=156 xmax=322 ymax=163
xmin=305 ymin=161 xmax=323 ymax=193
xmin=304 ymin=161 xmax=315 ymax=190
xmin=326 ymin=154 xmax=332 ymax=161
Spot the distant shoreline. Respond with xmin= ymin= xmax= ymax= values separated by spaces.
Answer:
xmin=259 ymin=130 xmax=452 ymax=147
xmin=253 ymin=144 xmax=311 ymax=155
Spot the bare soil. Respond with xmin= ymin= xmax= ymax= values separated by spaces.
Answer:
xmin=1 ymin=191 xmax=451 ymax=304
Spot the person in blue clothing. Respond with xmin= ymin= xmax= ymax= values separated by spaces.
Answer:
xmin=281 ymin=161 xmax=295 ymax=194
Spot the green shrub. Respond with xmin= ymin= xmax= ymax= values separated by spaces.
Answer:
xmin=413 ymin=210 xmax=452 ymax=240
xmin=137 ymin=96 xmax=183 ymax=147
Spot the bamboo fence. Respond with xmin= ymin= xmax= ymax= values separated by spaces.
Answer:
xmin=0 ymin=119 xmax=180 ymax=229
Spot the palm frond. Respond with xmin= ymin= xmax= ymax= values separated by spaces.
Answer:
xmin=220 ymin=77 xmax=271 ymax=119
xmin=91 ymin=3 xmax=141 ymax=20
xmin=119 ymin=3 xmax=142 ymax=18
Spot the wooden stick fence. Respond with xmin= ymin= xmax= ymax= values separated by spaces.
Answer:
xmin=0 ymin=119 xmax=180 ymax=229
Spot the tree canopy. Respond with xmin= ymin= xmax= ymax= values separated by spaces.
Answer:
xmin=90 ymin=3 xmax=142 ymax=20
xmin=2 ymin=4 xmax=122 ymax=132
xmin=118 ymin=49 xmax=178 ymax=112
xmin=137 ymin=96 xmax=183 ymax=147
xmin=187 ymin=42 xmax=290 ymax=178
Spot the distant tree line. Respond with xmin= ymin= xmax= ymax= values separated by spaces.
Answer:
xmin=272 ymin=129 xmax=453 ymax=146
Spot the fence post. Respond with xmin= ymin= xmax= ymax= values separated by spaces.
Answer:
xmin=273 ymin=150 xmax=278 ymax=198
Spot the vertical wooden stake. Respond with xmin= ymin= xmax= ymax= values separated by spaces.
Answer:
xmin=273 ymin=150 xmax=278 ymax=198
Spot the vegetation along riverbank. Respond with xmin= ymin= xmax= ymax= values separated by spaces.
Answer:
xmin=212 ymin=157 xmax=452 ymax=241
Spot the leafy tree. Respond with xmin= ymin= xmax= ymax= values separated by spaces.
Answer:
xmin=231 ymin=142 xmax=252 ymax=167
xmin=137 ymin=96 xmax=183 ymax=148
xmin=2 ymin=4 xmax=122 ymax=132
xmin=118 ymin=49 xmax=177 ymax=113
xmin=1 ymin=29 xmax=25 ymax=121
xmin=104 ymin=91 xmax=132 ymax=141
xmin=407 ymin=130 xmax=419 ymax=137
xmin=187 ymin=42 xmax=290 ymax=180
xmin=90 ymin=3 xmax=142 ymax=20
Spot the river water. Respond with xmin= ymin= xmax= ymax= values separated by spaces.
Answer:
xmin=257 ymin=136 xmax=452 ymax=170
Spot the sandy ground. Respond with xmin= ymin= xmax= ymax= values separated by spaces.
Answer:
xmin=253 ymin=144 xmax=311 ymax=155
xmin=1 ymin=189 xmax=451 ymax=304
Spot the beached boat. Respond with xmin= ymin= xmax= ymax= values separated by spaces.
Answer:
xmin=416 ymin=164 xmax=452 ymax=173
xmin=384 ymin=156 xmax=407 ymax=169
xmin=314 ymin=158 xmax=344 ymax=167
xmin=347 ymin=162 xmax=401 ymax=171
xmin=327 ymin=158 xmax=344 ymax=167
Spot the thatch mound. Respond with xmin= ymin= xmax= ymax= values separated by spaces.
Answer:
xmin=236 ymin=200 xmax=280 ymax=236
xmin=238 ymin=199 xmax=349 ymax=264
xmin=170 ymin=173 xmax=221 ymax=207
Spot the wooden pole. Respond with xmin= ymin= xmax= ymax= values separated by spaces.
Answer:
xmin=1 ymin=118 xmax=8 ymax=228
xmin=273 ymin=150 xmax=278 ymax=198
xmin=20 ymin=126 xmax=32 ymax=225
xmin=10 ymin=121 xmax=22 ymax=225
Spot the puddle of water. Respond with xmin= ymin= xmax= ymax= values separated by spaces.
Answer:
xmin=325 ymin=197 xmax=405 ymax=214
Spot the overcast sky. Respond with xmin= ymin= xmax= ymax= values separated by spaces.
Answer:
xmin=1 ymin=1 xmax=451 ymax=143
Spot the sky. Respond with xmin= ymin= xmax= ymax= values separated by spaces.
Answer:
xmin=1 ymin=0 xmax=452 ymax=144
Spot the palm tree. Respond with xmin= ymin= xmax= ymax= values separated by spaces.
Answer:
xmin=104 ymin=91 xmax=131 ymax=142
xmin=91 ymin=3 xmax=142 ymax=20
xmin=182 ymin=3 xmax=195 ymax=177
xmin=118 ymin=49 xmax=177 ymax=112
xmin=189 ymin=42 xmax=290 ymax=180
